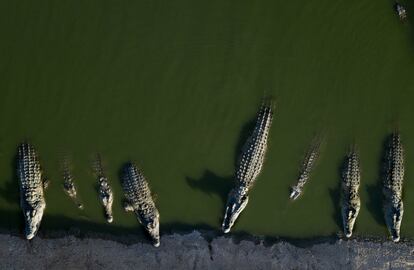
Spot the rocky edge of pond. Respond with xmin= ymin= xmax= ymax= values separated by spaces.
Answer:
xmin=1 ymin=230 xmax=414 ymax=269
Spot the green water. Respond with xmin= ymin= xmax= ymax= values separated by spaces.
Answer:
xmin=1 ymin=0 xmax=414 ymax=239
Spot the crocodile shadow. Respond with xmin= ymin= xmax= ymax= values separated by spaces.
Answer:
xmin=328 ymin=157 xmax=345 ymax=231
xmin=366 ymin=183 xmax=384 ymax=226
xmin=185 ymin=119 xmax=256 ymax=204
xmin=186 ymin=172 xmax=233 ymax=204
xmin=0 ymin=158 xmax=20 ymax=205
xmin=366 ymin=136 xmax=390 ymax=226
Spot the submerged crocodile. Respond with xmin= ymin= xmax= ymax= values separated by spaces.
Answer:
xmin=17 ymin=143 xmax=47 ymax=240
xmin=61 ymin=156 xmax=83 ymax=209
xmin=122 ymin=162 xmax=160 ymax=247
xmin=341 ymin=148 xmax=361 ymax=238
xmin=383 ymin=132 xmax=404 ymax=242
xmin=222 ymin=101 xmax=273 ymax=233
xmin=290 ymin=139 xmax=321 ymax=200
xmin=94 ymin=154 xmax=113 ymax=223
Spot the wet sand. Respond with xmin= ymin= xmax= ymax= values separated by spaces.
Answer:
xmin=0 ymin=231 xmax=413 ymax=270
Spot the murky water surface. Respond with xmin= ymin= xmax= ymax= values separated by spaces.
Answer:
xmin=1 ymin=0 xmax=414 ymax=239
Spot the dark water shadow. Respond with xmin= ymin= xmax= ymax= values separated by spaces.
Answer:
xmin=0 ymin=158 xmax=19 ymax=205
xmin=116 ymin=165 xmax=126 ymax=205
xmin=328 ymin=185 xmax=341 ymax=230
xmin=0 ymin=208 xmax=402 ymax=248
xmin=328 ymin=157 xmax=345 ymax=231
xmin=0 ymin=207 xmax=219 ymax=244
xmin=0 ymin=209 xmax=24 ymax=236
xmin=366 ymin=136 xmax=390 ymax=227
xmin=0 ymin=208 xmax=148 ymax=244
xmin=186 ymin=171 xmax=233 ymax=204
xmin=184 ymin=118 xmax=256 ymax=206
xmin=0 ymin=208 xmax=348 ymax=248
xmin=366 ymin=183 xmax=384 ymax=226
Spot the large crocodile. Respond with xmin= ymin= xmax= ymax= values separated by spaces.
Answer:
xmin=94 ymin=154 xmax=113 ymax=223
xmin=61 ymin=156 xmax=83 ymax=209
xmin=341 ymin=148 xmax=361 ymax=238
xmin=122 ymin=162 xmax=160 ymax=247
xmin=383 ymin=132 xmax=404 ymax=242
xmin=17 ymin=143 xmax=47 ymax=240
xmin=222 ymin=101 xmax=273 ymax=233
xmin=290 ymin=138 xmax=321 ymax=200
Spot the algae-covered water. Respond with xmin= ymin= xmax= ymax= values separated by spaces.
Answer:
xmin=1 ymin=0 xmax=414 ymax=239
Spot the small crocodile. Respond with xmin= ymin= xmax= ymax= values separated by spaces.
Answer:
xmin=94 ymin=154 xmax=113 ymax=223
xmin=290 ymin=138 xmax=321 ymax=200
xmin=222 ymin=101 xmax=273 ymax=233
xmin=394 ymin=2 xmax=407 ymax=20
xmin=17 ymin=143 xmax=47 ymax=240
xmin=383 ymin=132 xmax=404 ymax=242
xmin=341 ymin=148 xmax=361 ymax=238
xmin=122 ymin=162 xmax=160 ymax=247
xmin=61 ymin=156 xmax=83 ymax=209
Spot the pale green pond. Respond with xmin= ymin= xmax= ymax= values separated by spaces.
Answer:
xmin=0 ymin=0 xmax=414 ymax=240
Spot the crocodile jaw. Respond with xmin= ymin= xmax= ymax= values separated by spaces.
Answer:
xmin=140 ymin=209 xmax=160 ymax=247
xmin=386 ymin=201 xmax=403 ymax=243
xmin=146 ymin=214 xmax=160 ymax=247
xmin=289 ymin=187 xmax=301 ymax=200
xmin=390 ymin=211 xmax=402 ymax=243
xmin=342 ymin=206 xmax=359 ymax=238
xmin=222 ymin=194 xmax=249 ymax=233
xmin=24 ymin=202 xmax=45 ymax=240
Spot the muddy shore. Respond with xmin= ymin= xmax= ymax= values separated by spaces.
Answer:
xmin=0 ymin=231 xmax=413 ymax=270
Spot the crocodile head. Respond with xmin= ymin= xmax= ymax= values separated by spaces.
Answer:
xmin=387 ymin=200 xmax=403 ymax=242
xmin=143 ymin=210 xmax=160 ymax=247
xmin=289 ymin=186 xmax=301 ymax=200
xmin=23 ymin=201 xmax=45 ymax=240
xmin=222 ymin=188 xmax=249 ymax=233
xmin=342 ymin=204 xmax=360 ymax=238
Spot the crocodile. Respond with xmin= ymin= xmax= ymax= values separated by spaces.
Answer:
xmin=94 ymin=154 xmax=113 ymax=223
xmin=122 ymin=162 xmax=160 ymax=247
xmin=341 ymin=148 xmax=361 ymax=238
xmin=394 ymin=2 xmax=407 ymax=20
xmin=61 ymin=156 xmax=83 ymax=209
xmin=222 ymin=101 xmax=273 ymax=233
xmin=383 ymin=132 xmax=404 ymax=242
xmin=17 ymin=143 xmax=47 ymax=240
xmin=290 ymin=138 xmax=321 ymax=200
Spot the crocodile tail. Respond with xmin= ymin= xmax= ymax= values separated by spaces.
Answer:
xmin=93 ymin=153 xmax=105 ymax=177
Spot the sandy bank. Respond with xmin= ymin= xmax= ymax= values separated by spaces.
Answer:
xmin=0 ymin=231 xmax=413 ymax=269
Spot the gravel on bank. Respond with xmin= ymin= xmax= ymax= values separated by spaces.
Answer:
xmin=0 ymin=231 xmax=413 ymax=270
